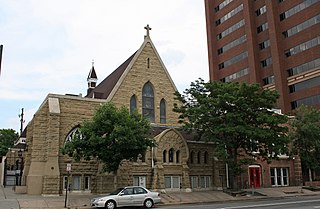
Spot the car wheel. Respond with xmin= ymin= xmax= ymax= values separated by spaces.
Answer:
xmin=105 ymin=200 xmax=116 ymax=209
xmin=144 ymin=199 xmax=154 ymax=208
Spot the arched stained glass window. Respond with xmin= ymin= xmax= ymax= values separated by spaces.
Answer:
xmin=169 ymin=148 xmax=174 ymax=163
xmin=197 ymin=151 xmax=201 ymax=164
xmin=176 ymin=150 xmax=180 ymax=163
xmin=65 ymin=126 xmax=82 ymax=144
xmin=160 ymin=98 xmax=166 ymax=124
xmin=163 ymin=150 xmax=167 ymax=163
xmin=142 ymin=82 xmax=155 ymax=122
xmin=130 ymin=95 xmax=137 ymax=114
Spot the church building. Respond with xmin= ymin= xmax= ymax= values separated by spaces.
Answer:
xmin=3 ymin=26 xmax=302 ymax=196
xmin=20 ymin=26 xmax=224 ymax=195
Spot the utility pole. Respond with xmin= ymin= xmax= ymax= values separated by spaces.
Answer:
xmin=18 ymin=108 xmax=25 ymax=135
xmin=0 ymin=45 xmax=3 ymax=75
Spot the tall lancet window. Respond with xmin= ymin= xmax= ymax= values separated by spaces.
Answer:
xmin=142 ymin=82 xmax=155 ymax=122
xmin=147 ymin=58 xmax=150 ymax=69
xmin=160 ymin=98 xmax=166 ymax=124
xmin=130 ymin=95 xmax=137 ymax=114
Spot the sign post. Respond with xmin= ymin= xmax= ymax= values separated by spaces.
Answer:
xmin=65 ymin=164 xmax=71 ymax=208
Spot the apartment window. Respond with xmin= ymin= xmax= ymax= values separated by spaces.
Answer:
xmin=259 ymin=39 xmax=270 ymax=50
xmin=282 ymin=15 xmax=320 ymax=38
xmin=216 ymin=4 xmax=243 ymax=25
xmin=257 ymin=22 xmax=268 ymax=33
xmin=221 ymin=68 xmax=249 ymax=82
xmin=285 ymin=36 xmax=320 ymax=57
xmin=219 ymin=51 xmax=248 ymax=69
xmin=287 ymin=58 xmax=320 ymax=76
xmin=289 ymin=76 xmax=320 ymax=93
xmin=217 ymin=19 xmax=245 ymax=40
xmin=270 ymin=168 xmax=289 ymax=186
xmin=261 ymin=57 xmax=272 ymax=68
xmin=263 ymin=75 xmax=275 ymax=85
xmin=218 ymin=63 xmax=225 ymax=70
xmin=215 ymin=0 xmax=234 ymax=12
xmin=291 ymin=94 xmax=320 ymax=109
xmin=256 ymin=5 xmax=266 ymax=16
xmin=280 ymin=0 xmax=318 ymax=21
xmin=218 ymin=35 xmax=247 ymax=54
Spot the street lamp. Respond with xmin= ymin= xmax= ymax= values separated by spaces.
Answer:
xmin=17 ymin=149 xmax=24 ymax=186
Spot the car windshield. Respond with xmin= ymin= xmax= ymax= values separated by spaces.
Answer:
xmin=109 ymin=188 xmax=124 ymax=195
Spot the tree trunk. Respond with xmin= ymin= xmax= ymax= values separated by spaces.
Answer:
xmin=309 ymin=168 xmax=312 ymax=182
xmin=228 ymin=148 xmax=240 ymax=191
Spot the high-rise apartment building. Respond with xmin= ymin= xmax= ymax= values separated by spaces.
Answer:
xmin=205 ymin=0 xmax=320 ymax=114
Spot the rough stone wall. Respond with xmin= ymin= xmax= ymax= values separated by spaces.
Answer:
xmin=187 ymin=142 xmax=222 ymax=189
xmin=25 ymin=100 xmax=50 ymax=194
xmin=110 ymin=42 xmax=181 ymax=126
xmin=57 ymin=96 xmax=105 ymax=194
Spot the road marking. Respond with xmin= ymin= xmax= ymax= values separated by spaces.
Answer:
xmin=217 ymin=199 xmax=320 ymax=209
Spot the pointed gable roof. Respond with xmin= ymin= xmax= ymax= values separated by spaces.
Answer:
xmin=86 ymin=34 xmax=177 ymax=100
xmin=85 ymin=52 xmax=136 ymax=99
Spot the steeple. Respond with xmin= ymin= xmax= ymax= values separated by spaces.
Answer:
xmin=87 ymin=60 xmax=98 ymax=95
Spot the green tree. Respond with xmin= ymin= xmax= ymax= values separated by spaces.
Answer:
xmin=62 ymin=102 xmax=155 ymax=173
xmin=290 ymin=105 xmax=320 ymax=181
xmin=174 ymin=79 xmax=289 ymax=189
xmin=0 ymin=129 xmax=19 ymax=156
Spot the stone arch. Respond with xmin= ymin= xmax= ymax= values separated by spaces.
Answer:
xmin=61 ymin=122 xmax=82 ymax=147
xmin=154 ymin=128 xmax=189 ymax=164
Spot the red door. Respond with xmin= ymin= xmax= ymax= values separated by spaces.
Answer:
xmin=249 ymin=167 xmax=261 ymax=188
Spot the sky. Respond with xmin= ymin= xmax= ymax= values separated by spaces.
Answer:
xmin=0 ymin=0 xmax=209 ymax=133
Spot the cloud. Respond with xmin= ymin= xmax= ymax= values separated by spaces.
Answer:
xmin=0 ymin=0 xmax=209 ymax=131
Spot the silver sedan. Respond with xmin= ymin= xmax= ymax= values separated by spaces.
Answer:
xmin=91 ymin=186 xmax=161 ymax=209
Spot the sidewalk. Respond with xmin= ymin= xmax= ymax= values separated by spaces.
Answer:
xmin=1 ymin=185 xmax=320 ymax=209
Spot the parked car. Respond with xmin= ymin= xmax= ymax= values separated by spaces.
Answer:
xmin=91 ymin=186 xmax=161 ymax=209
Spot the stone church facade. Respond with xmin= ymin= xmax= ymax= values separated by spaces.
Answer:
xmin=15 ymin=26 xmax=301 ymax=196
xmin=22 ymin=28 xmax=225 ymax=195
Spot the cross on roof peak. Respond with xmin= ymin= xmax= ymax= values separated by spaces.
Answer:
xmin=144 ymin=24 xmax=152 ymax=37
